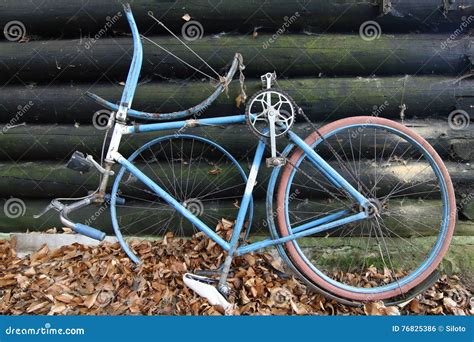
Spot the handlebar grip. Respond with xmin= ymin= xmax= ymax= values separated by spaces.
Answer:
xmin=74 ymin=223 xmax=106 ymax=241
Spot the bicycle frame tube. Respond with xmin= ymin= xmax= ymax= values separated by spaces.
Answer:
xmin=125 ymin=115 xmax=248 ymax=134
xmin=236 ymin=212 xmax=367 ymax=255
xmin=113 ymin=137 xmax=266 ymax=253
xmin=113 ymin=120 xmax=370 ymax=256
xmin=117 ymin=156 xmax=231 ymax=251
xmin=82 ymin=5 xmax=374 ymax=260
xmin=116 ymin=4 xmax=142 ymax=121
xmin=288 ymin=131 xmax=370 ymax=207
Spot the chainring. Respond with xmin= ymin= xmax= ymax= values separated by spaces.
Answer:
xmin=245 ymin=88 xmax=297 ymax=138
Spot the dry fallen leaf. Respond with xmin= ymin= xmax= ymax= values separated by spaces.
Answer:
xmin=56 ymin=293 xmax=75 ymax=304
xmin=49 ymin=303 xmax=67 ymax=315
xmin=83 ymin=292 xmax=100 ymax=309
xmin=0 ymin=226 xmax=470 ymax=316
xmin=235 ymin=94 xmax=245 ymax=108
xmin=26 ymin=301 xmax=49 ymax=313
xmin=364 ymin=301 xmax=400 ymax=316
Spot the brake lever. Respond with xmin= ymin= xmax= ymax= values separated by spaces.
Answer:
xmin=86 ymin=155 xmax=114 ymax=176
xmin=33 ymin=200 xmax=63 ymax=219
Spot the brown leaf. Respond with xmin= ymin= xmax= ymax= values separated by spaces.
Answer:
xmin=15 ymin=274 xmax=29 ymax=288
xmin=243 ymin=254 xmax=256 ymax=267
xmin=208 ymin=168 xmax=222 ymax=175
xmin=268 ymin=287 xmax=292 ymax=309
xmin=443 ymin=297 xmax=460 ymax=314
xmin=235 ymin=94 xmax=244 ymax=108
xmin=409 ymin=299 xmax=423 ymax=314
xmin=26 ymin=301 xmax=49 ymax=313
xmin=49 ymin=303 xmax=67 ymax=315
xmin=30 ymin=244 xmax=49 ymax=262
xmin=56 ymin=293 xmax=75 ymax=304
xmin=0 ymin=278 xmax=17 ymax=288
xmin=83 ymin=292 xmax=100 ymax=309
xmin=364 ymin=301 xmax=400 ymax=316
xmin=384 ymin=306 xmax=401 ymax=316
xmin=24 ymin=267 xmax=36 ymax=276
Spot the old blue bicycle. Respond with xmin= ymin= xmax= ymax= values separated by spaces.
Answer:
xmin=37 ymin=5 xmax=456 ymax=305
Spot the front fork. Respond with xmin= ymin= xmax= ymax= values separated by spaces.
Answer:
xmin=98 ymin=162 xmax=114 ymax=197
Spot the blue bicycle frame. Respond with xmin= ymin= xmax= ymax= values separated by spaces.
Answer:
xmin=111 ymin=111 xmax=370 ymax=254
xmin=84 ymin=5 xmax=372 ymax=285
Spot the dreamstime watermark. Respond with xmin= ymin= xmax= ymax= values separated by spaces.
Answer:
xmin=173 ymin=103 xmax=211 ymax=137
xmin=3 ymin=198 xmax=26 ymax=219
xmin=182 ymin=198 xmax=204 ymax=216
xmin=262 ymin=189 xmax=300 ymax=228
xmin=181 ymin=20 xmax=204 ymax=41
xmin=440 ymin=191 xmax=473 ymax=228
xmin=448 ymin=109 xmax=470 ymax=130
xmin=84 ymin=12 xmax=122 ymax=49
xmin=92 ymin=109 xmax=112 ymax=130
xmin=5 ymin=322 xmax=85 ymax=336
xmin=3 ymin=20 xmax=26 ymax=41
xmin=350 ymin=101 xmax=389 ymax=139
xmin=1 ymin=101 xmax=34 ymax=134
xmin=84 ymin=203 xmax=109 ymax=227
xmin=457 ymin=192 xmax=473 ymax=215
xmin=359 ymin=21 xmax=382 ymax=41
xmin=441 ymin=15 xmax=474 ymax=49
xmin=262 ymin=12 xmax=300 ymax=49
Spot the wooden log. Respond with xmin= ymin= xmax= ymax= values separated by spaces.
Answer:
xmin=0 ymin=120 xmax=471 ymax=162
xmin=283 ymin=235 xmax=474 ymax=275
xmin=0 ymin=76 xmax=472 ymax=124
xmin=0 ymin=160 xmax=470 ymax=199
xmin=1 ymin=34 xmax=472 ymax=82
xmin=458 ymin=192 xmax=474 ymax=220
xmin=1 ymin=198 xmax=473 ymax=238
xmin=0 ymin=0 xmax=471 ymax=38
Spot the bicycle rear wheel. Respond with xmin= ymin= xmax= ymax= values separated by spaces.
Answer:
xmin=275 ymin=117 xmax=456 ymax=301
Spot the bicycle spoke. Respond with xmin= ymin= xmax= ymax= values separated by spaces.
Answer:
xmin=113 ymin=136 xmax=248 ymax=240
xmin=281 ymin=119 xmax=451 ymax=297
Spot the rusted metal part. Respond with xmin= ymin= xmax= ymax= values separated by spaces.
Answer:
xmin=85 ymin=53 xmax=243 ymax=122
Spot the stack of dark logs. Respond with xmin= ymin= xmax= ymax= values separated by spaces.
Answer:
xmin=0 ymin=0 xmax=472 ymax=249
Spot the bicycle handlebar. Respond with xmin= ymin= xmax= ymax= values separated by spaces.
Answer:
xmin=85 ymin=53 xmax=243 ymax=121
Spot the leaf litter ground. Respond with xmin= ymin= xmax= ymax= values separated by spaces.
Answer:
xmin=0 ymin=220 xmax=472 ymax=316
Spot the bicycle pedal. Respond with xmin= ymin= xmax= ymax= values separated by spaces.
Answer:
xmin=66 ymin=151 xmax=93 ymax=173
xmin=183 ymin=273 xmax=233 ymax=311
xmin=184 ymin=273 xmax=218 ymax=285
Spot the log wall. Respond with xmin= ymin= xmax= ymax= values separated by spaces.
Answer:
xmin=0 ymin=0 xmax=472 ymax=239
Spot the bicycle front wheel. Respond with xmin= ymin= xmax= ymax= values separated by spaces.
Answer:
xmin=276 ymin=116 xmax=456 ymax=301
xmin=110 ymin=134 xmax=252 ymax=263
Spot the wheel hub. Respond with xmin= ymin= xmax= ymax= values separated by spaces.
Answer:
xmin=363 ymin=198 xmax=384 ymax=217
